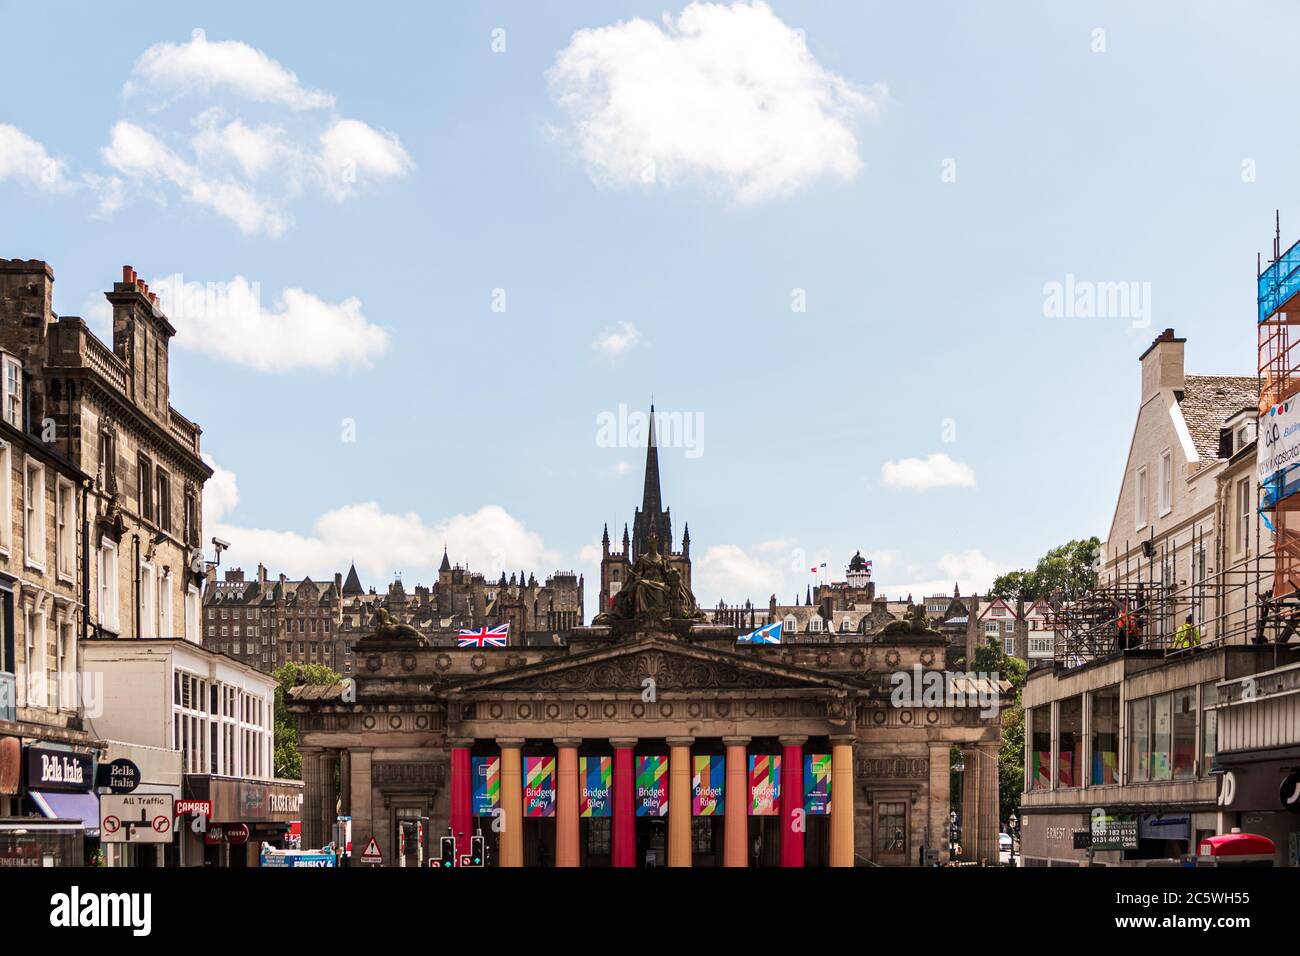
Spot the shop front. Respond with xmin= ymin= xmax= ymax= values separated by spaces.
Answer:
xmin=1215 ymin=752 xmax=1300 ymax=867
xmin=180 ymin=775 xmax=303 ymax=867
xmin=17 ymin=744 xmax=99 ymax=865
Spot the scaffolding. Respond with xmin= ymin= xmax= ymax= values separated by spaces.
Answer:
xmin=1048 ymin=539 xmax=1281 ymax=667
xmin=1048 ymin=217 xmax=1300 ymax=665
xmin=1259 ymin=216 xmax=1300 ymax=601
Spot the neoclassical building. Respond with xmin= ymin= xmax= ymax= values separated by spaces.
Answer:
xmin=286 ymin=437 xmax=1009 ymax=867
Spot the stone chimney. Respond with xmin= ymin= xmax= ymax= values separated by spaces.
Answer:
xmin=1140 ymin=327 xmax=1186 ymax=402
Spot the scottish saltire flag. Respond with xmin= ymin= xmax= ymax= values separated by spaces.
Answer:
xmin=737 ymin=621 xmax=782 ymax=645
xmin=458 ymin=623 xmax=509 ymax=647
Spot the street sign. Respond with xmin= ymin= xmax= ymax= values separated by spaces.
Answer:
xmin=100 ymin=794 xmax=173 ymax=844
xmin=360 ymin=836 xmax=382 ymax=864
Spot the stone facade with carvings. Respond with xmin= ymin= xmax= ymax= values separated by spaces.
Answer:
xmin=287 ymin=623 xmax=1008 ymax=867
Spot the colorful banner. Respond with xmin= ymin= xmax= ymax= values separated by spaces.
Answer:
xmin=636 ymin=755 xmax=668 ymax=817
xmin=471 ymin=756 xmax=500 ymax=816
xmin=580 ymin=756 xmax=611 ymax=818
xmin=804 ymin=754 xmax=831 ymax=815
xmin=692 ymin=755 xmax=725 ymax=816
xmin=524 ymin=756 xmax=556 ymax=818
xmin=748 ymin=754 xmax=781 ymax=816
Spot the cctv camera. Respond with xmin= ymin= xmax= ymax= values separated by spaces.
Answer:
xmin=211 ymin=537 xmax=231 ymax=551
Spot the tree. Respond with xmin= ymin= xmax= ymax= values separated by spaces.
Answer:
xmin=953 ymin=636 xmax=1028 ymax=830
xmin=273 ymin=662 xmax=341 ymax=779
xmin=989 ymin=536 xmax=1101 ymax=603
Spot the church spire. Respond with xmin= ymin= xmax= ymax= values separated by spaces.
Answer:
xmin=641 ymin=403 xmax=662 ymax=517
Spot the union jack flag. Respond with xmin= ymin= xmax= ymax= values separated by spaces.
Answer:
xmin=458 ymin=623 xmax=510 ymax=648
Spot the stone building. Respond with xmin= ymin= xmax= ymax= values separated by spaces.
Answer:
xmin=0 ymin=258 xmax=225 ymax=865
xmin=0 ymin=263 xmax=99 ymax=851
xmin=1019 ymin=327 xmax=1300 ymax=865
xmin=205 ymin=555 xmax=586 ymax=676
xmin=286 ymin=445 xmax=1010 ymax=868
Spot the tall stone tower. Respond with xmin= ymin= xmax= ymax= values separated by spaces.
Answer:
xmin=600 ymin=404 xmax=692 ymax=614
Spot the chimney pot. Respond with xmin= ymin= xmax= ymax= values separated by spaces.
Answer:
xmin=122 ymin=265 xmax=134 ymax=283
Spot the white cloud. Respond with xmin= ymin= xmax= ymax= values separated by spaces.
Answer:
xmin=611 ymin=461 xmax=632 ymax=476
xmin=102 ymin=121 xmax=290 ymax=236
xmin=204 ymin=458 xmax=556 ymax=584
xmin=876 ymin=549 xmax=1003 ymax=600
xmin=319 ymin=119 xmax=414 ymax=200
xmin=694 ymin=544 xmax=784 ymax=603
xmin=547 ymin=1 xmax=884 ymax=203
xmin=881 ymin=453 xmax=976 ymax=490
xmin=0 ymin=123 xmax=68 ymax=189
xmin=592 ymin=321 xmax=641 ymax=356
xmin=202 ymin=453 xmax=240 ymax=529
xmin=97 ymin=32 xmax=412 ymax=235
xmin=151 ymin=273 xmax=389 ymax=372
xmin=126 ymin=28 xmax=334 ymax=111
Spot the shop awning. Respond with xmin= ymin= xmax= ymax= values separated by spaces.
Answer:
xmin=29 ymin=790 xmax=100 ymax=836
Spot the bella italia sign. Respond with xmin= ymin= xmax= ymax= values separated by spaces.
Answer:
xmin=26 ymin=746 xmax=94 ymax=792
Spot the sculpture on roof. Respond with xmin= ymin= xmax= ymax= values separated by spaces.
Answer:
xmin=880 ymin=603 xmax=941 ymax=637
xmin=593 ymin=532 xmax=704 ymax=634
xmin=362 ymin=607 xmax=427 ymax=644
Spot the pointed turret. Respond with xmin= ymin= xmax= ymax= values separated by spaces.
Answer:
xmin=341 ymin=562 xmax=364 ymax=597
xmin=439 ymin=547 xmax=451 ymax=572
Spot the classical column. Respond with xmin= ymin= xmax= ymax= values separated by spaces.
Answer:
xmin=829 ymin=735 xmax=855 ymax=867
xmin=667 ymin=737 xmax=694 ymax=868
xmin=555 ymin=738 xmax=581 ymax=868
xmin=339 ymin=750 xmax=352 ymax=817
xmin=349 ymin=748 xmax=373 ymax=862
xmin=723 ymin=736 xmax=750 ymax=867
xmin=977 ymin=742 xmax=1001 ymax=865
xmin=927 ymin=743 xmax=951 ymax=865
xmin=449 ymin=739 xmax=473 ymax=862
xmin=959 ymin=747 xmax=980 ymax=862
xmin=611 ymin=738 xmax=638 ymax=868
xmin=498 ymin=739 xmax=525 ymax=868
xmin=779 ymin=736 xmax=806 ymax=868
xmin=300 ymin=747 xmax=323 ymax=850
xmin=318 ymin=751 xmax=339 ymax=850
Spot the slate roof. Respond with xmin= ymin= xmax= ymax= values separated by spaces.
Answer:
xmin=1178 ymin=375 xmax=1258 ymax=462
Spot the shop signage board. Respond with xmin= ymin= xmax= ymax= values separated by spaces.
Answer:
xmin=1090 ymin=814 xmax=1138 ymax=850
xmin=1281 ymin=770 xmax=1300 ymax=814
xmin=96 ymin=759 xmax=141 ymax=794
xmin=25 ymin=746 xmax=93 ymax=792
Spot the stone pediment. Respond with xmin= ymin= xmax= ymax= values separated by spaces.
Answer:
xmin=445 ymin=636 xmax=860 ymax=695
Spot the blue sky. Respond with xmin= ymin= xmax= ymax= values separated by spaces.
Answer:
xmin=1 ymin=1 xmax=1293 ymax=616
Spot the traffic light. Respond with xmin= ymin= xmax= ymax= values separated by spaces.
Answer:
xmin=469 ymin=831 xmax=485 ymax=867
xmin=439 ymin=829 xmax=456 ymax=868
